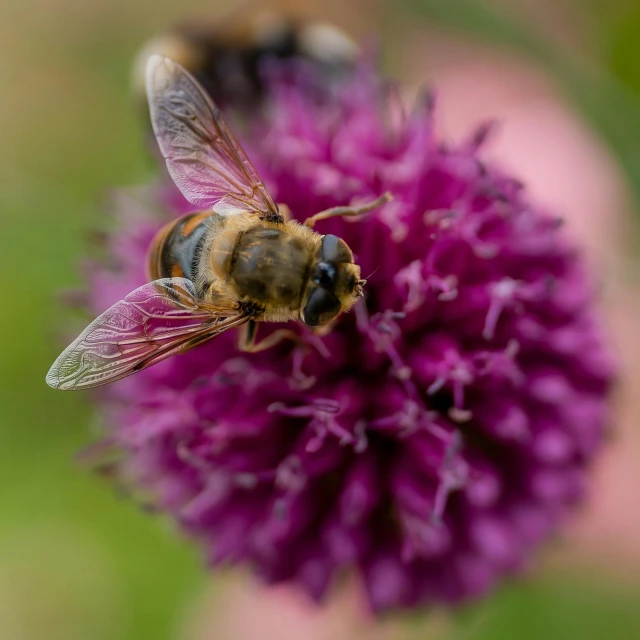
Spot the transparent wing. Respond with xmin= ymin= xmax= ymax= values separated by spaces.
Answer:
xmin=46 ymin=278 xmax=250 ymax=390
xmin=146 ymin=54 xmax=281 ymax=220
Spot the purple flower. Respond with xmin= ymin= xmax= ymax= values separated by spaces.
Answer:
xmin=84 ymin=62 xmax=615 ymax=611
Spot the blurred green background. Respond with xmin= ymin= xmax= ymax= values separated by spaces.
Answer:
xmin=1 ymin=0 xmax=639 ymax=638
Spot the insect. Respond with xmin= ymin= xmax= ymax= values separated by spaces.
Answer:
xmin=46 ymin=55 xmax=390 ymax=390
xmin=132 ymin=9 xmax=357 ymax=121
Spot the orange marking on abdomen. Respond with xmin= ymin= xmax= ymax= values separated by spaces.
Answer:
xmin=148 ymin=212 xmax=214 ymax=282
xmin=171 ymin=263 xmax=185 ymax=278
xmin=181 ymin=211 xmax=212 ymax=237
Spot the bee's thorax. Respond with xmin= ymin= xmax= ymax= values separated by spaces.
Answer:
xmin=216 ymin=225 xmax=312 ymax=309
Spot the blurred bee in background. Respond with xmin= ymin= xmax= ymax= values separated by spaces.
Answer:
xmin=46 ymin=56 xmax=390 ymax=390
xmin=132 ymin=6 xmax=358 ymax=125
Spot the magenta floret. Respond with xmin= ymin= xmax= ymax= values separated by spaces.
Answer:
xmin=85 ymin=63 xmax=615 ymax=612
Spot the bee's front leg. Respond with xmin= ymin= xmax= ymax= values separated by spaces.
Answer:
xmin=303 ymin=192 xmax=392 ymax=228
xmin=238 ymin=320 xmax=300 ymax=353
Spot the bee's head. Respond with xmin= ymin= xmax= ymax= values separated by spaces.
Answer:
xmin=300 ymin=234 xmax=364 ymax=327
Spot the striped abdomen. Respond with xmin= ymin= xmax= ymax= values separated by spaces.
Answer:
xmin=147 ymin=211 xmax=212 ymax=286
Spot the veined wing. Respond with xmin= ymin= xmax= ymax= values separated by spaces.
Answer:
xmin=46 ymin=278 xmax=250 ymax=390
xmin=146 ymin=54 xmax=281 ymax=221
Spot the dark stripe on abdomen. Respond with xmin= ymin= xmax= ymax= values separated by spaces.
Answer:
xmin=150 ymin=212 xmax=211 ymax=283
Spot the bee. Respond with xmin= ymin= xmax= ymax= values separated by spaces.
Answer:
xmin=46 ymin=56 xmax=390 ymax=390
xmin=132 ymin=9 xmax=357 ymax=118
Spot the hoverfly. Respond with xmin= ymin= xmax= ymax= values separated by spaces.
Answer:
xmin=46 ymin=56 xmax=390 ymax=390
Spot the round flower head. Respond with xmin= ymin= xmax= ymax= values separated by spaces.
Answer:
xmin=84 ymin=61 xmax=615 ymax=612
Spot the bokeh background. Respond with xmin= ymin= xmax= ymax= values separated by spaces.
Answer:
xmin=1 ymin=0 xmax=639 ymax=638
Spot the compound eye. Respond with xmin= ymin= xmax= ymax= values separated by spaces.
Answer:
xmin=301 ymin=287 xmax=341 ymax=327
xmin=311 ymin=261 xmax=337 ymax=288
xmin=321 ymin=234 xmax=353 ymax=263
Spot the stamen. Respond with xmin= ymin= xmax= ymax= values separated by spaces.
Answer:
xmin=371 ymin=399 xmax=421 ymax=436
xmin=483 ymin=278 xmax=548 ymax=341
xmin=426 ymin=349 xmax=475 ymax=420
xmin=354 ymin=297 xmax=371 ymax=334
xmin=181 ymin=472 xmax=231 ymax=522
xmin=483 ymin=278 xmax=521 ymax=340
xmin=394 ymin=260 xmax=425 ymax=312
xmin=269 ymin=399 xmax=363 ymax=453
xmin=370 ymin=399 xmax=443 ymax=440
xmin=176 ymin=439 xmax=211 ymax=471
xmin=431 ymin=433 xmax=468 ymax=525
xmin=289 ymin=347 xmax=316 ymax=390
xmin=268 ymin=398 xmax=340 ymax=417
xmin=426 ymin=205 xmax=500 ymax=259
xmin=378 ymin=199 xmax=409 ymax=241
xmin=429 ymin=274 xmax=458 ymax=302
xmin=474 ymin=339 xmax=523 ymax=386
xmin=364 ymin=310 xmax=419 ymax=395
xmin=424 ymin=208 xmax=457 ymax=231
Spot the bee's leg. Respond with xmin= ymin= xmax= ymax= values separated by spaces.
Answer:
xmin=303 ymin=192 xmax=392 ymax=228
xmin=238 ymin=320 xmax=300 ymax=353
xmin=310 ymin=319 xmax=338 ymax=337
